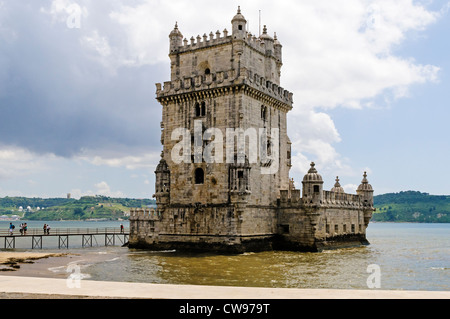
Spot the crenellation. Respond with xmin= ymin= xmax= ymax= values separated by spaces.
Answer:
xmin=156 ymin=69 xmax=293 ymax=107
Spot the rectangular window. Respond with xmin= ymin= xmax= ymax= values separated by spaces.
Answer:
xmin=351 ymin=224 xmax=355 ymax=233
xmin=334 ymin=224 xmax=339 ymax=233
xmin=280 ymin=224 xmax=289 ymax=234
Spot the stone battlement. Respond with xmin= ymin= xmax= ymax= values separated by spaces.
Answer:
xmin=322 ymin=191 xmax=363 ymax=208
xmin=129 ymin=208 xmax=158 ymax=220
xmin=173 ymin=29 xmax=280 ymax=60
xmin=279 ymin=189 xmax=364 ymax=209
xmin=156 ymin=69 xmax=293 ymax=107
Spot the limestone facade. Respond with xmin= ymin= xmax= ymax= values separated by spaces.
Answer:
xmin=129 ymin=7 xmax=375 ymax=252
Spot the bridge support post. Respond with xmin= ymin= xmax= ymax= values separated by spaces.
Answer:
xmin=4 ymin=237 xmax=15 ymax=249
xmin=32 ymin=236 xmax=42 ymax=249
xmin=82 ymin=235 xmax=93 ymax=247
xmin=105 ymin=234 xmax=115 ymax=246
xmin=59 ymin=235 xmax=69 ymax=249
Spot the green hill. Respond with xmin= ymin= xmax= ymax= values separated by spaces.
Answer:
xmin=1 ymin=191 xmax=448 ymax=222
xmin=373 ymin=191 xmax=450 ymax=223
xmin=0 ymin=196 xmax=156 ymax=221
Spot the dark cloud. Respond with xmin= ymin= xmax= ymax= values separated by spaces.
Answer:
xmin=0 ymin=1 xmax=164 ymax=158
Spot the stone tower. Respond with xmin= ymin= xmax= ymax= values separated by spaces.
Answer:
xmin=129 ymin=7 xmax=374 ymax=253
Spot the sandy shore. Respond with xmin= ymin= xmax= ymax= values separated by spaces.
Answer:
xmin=0 ymin=252 xmax=70 ymax=272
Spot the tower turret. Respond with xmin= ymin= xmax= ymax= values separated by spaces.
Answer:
xmin=274 ymin=32 xmax=282 ymax=62
xmin=357 ymin=172 xmax=374 ymax=207
xmin=154 ymin=158 xmax=170 ymax=206
xmin=357 ymin=172 xmax=375 ymax=228
xmin=302 ymin=162 xmax=324 ymax=206
xmin=260 ymin=25 xmax=274 ymax=55
xmin=169 ymin=22 xmax=183 ymax=54
xmin=231 ymin=6 xmax=247 ymax=40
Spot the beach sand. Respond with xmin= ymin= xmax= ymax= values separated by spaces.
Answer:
xmin=0 ymin=252 xmax=73 ymax=274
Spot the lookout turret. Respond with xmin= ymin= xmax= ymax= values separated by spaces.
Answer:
xmin=231 ymin=6 xmax=247 ymax=40
xmin=302 ymin=162 xmax=324 ymax=206
xmin=357 ymin=172 xmax=374 ymax=207
xmin=169 ymin=22 xmax=183 ymax=54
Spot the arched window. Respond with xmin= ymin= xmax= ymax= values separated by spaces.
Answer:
xmin=261 ymin=105 xmax=268 ymax=121
xmin=204 ymin=68 xmax=211 ymax=75
xmin=195 ymin=168 xmax=204 ymax=184
xmin=201 ymin=102 xmax=206 ymax=116
xmin=195 ymin=102 xmax=201 ymax=117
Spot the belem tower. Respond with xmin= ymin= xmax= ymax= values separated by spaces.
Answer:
xmin=129 ymin=7 xmax=375 ymax=253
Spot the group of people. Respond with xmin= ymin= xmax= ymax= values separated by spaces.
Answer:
xmin=19 ymin=223 xmax=28 ymax=235
xmin=7 ymin=223 xmax=51 ymax=235
xmin=43 ymin=224 xmax=51 ymax=235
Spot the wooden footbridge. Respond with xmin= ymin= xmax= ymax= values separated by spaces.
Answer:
xmin=0 ymin=227 xmax=129 ymax=249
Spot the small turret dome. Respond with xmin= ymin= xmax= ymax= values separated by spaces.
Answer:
xmin=357 ymin=172 xmax=373 ymax=192
xmin=273 ymin=32 xmax=282 ymax=46
xmin=231 ymin=6 xmax=247 ymax=24
xmin=169 ymin=22 xmax=183 ymax=38
xmin=260 ymin=25 xmax=273 ymax=41
xmin=331 ymin=176 xmax=345 ymax=193
xmin=303 ymin=162 xmax=323 ymax=182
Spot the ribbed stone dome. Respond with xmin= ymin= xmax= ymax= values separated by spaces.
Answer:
xmin=169 ymin=22 xmax=183 ymax=38
xmin=231 ymin=6 xmax=246 ymax=23
xmin=260 ymin=25 xmax=273 ymax=41
xmin=357 ymin=172 xmax=373 ymax=191
xmin=331 ymin=176 xmax=345 ymax=193
xmin=303 ymin=162 xmax=323 ymax=182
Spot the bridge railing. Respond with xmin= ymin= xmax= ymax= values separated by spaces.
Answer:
xmin=0 ymin=227 xmax=129 ymax=237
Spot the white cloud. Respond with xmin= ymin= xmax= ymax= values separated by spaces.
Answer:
xmin=83 ymin=152 xmax=161 ymax=170
xmin=343 ymin=183 xmax=359 ymax=194
xmin=0 ymin=146 xmax=56 ymax=180
xmin=94 ymin=181 xmax=125 ymax=197
xmin=0 ymin=0 xmax=446 ymax=197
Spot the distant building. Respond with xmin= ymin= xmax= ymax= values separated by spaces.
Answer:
xmin=129 ymin=8 xmax=374 ymax=253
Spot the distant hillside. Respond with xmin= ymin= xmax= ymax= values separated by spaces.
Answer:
xmin=373 ymin=191 xmax=450 ymax=223
xmin=0 ymin=196 xmax=156 ymax=221
xmin=1 ymin=191 xmax=448 ymax=222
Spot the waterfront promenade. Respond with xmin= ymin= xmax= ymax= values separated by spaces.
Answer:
xmin=0 ymin=275 xmax=448 ymax=299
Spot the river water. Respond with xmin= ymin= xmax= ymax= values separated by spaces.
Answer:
xmin=1 ymin=221 xmax=449 ymax=291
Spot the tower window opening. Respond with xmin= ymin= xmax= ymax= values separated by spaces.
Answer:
xmin=205 ymin=68 xmax=211 ymax=75
xmin=238 ymin=25 xmax=243 ymax=30
xmin=195 ymin=168 xmax=204 ymax=185
xmin=201 ymin=102 xmax=206 ymax=116
xmin=261 ymin=105 xmax=267 ymax=121
xmin=195 ymin=103 xmax=201 ymax=117
xmin=238 ymin=170 xmax=244 ymax=178
xmin=313 ymin=185 xmax=320 ymax=193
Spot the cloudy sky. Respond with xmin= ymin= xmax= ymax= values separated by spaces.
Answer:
xmin=0 ymin=0 xmax=449 ymax=199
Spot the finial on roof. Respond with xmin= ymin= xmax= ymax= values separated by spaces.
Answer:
xmin=237 ymin=6 xmax=241 ymax=14
xmin=308 ymin=162 xmax=317 ymax=173
xmin=335 ymin=176 xmax=341 ymax=187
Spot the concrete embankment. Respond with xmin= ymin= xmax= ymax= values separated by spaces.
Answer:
xmin=0 ymin=275 xmax=448 ymax=299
